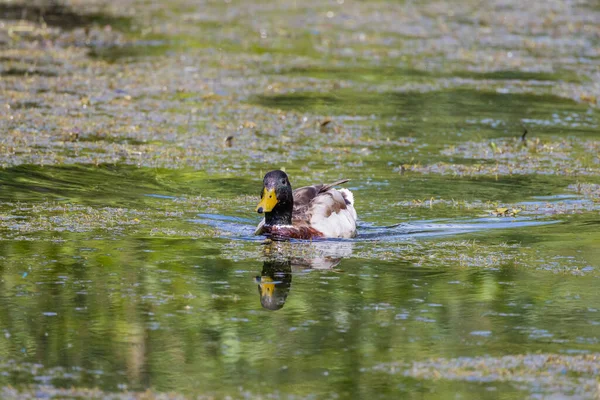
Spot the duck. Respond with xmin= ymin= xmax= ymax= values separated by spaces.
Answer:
xmin=255 ymin=170 xmax=357 ymax=239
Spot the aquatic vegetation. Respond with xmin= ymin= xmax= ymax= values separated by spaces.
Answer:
xmin=0 ymin=0 xmax=599 ymax=398
xmin=370 ymin=353 xmax=600 ymax=398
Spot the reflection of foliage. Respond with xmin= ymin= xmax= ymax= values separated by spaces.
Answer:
xmin=0 ymin=230 xmax=599 ymax=397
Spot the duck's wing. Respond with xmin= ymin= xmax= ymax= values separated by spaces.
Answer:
xmin=293 ymin=179 xmax=357 ymax=238
xmin=292 ymin=179 xmax=349 ymax=214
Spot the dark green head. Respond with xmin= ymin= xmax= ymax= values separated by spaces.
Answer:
xmin=256 ymin=170 xmax=293 ymax=225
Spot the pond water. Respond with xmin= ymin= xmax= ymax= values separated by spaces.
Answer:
xmin=1 ymin=0 xmax=600 ymax=398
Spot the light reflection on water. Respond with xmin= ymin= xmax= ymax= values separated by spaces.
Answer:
xmin=193 ymin=212 xmax=559 ymax=242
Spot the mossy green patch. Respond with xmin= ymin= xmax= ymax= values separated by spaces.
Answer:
xmin=278 ymin=65 xmax=586 ymax=84
xmin=253 ymin=89 xmax=584 ymax=121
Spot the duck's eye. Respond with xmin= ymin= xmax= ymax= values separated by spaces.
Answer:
xmin=281 ymin=179 xmax=287 ymax=185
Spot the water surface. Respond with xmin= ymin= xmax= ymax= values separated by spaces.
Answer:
xmin=1 ymin=0 xmax=600 ymax=398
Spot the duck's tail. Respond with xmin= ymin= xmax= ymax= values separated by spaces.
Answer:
xmin=320 ymin=179 xmax=350 ymax=193
xmin=338 ymin=188 xmax=354 ymax=206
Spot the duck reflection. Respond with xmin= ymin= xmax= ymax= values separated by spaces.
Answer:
xmin=256 ymin=259 xmax=292 ymax=311
xmin=256 ymin=240 xmax=353 ymax=310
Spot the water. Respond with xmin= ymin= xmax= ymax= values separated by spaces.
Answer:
xmin=0 ymin=164 xmax=598 ymax=398
xmin=1 ymin=0 xmax=600 ymax=398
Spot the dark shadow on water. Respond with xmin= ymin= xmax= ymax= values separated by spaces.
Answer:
xmin=88 ymin=41 xmax=171 ymax=63
xmin=0 ymin=67 xmax=59 ymax=77
xmin=0 ymin=1 xmax=132 ymax=31
xmin=7 ymin=100 xmax=48 ymax=109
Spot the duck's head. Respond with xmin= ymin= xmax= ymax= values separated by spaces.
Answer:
xmin=256 ymin=170 xmax=293 ymax=215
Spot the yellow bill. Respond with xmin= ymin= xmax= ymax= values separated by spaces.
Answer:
xmin=259 ymin=276 xmax=275 ymax=298
xmin=256 ymin=188 xmax=277 ymax=213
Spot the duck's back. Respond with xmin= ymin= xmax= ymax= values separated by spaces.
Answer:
xmin=293 ymin=181 xmax=357 ymax=238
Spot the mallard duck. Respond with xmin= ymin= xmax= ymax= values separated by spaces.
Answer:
xmin=255 ymin=170 xmax=357 ymax=239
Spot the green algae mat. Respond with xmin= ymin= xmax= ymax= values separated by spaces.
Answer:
xmin=1 ymin=0 xmax=600 ymax=398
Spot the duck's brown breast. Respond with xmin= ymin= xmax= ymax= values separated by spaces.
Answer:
xmin=263 ymin=225 xmax=324 ymax=240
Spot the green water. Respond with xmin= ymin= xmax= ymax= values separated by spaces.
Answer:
xmin=1 ymin=0 xmax=600 ymax=398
